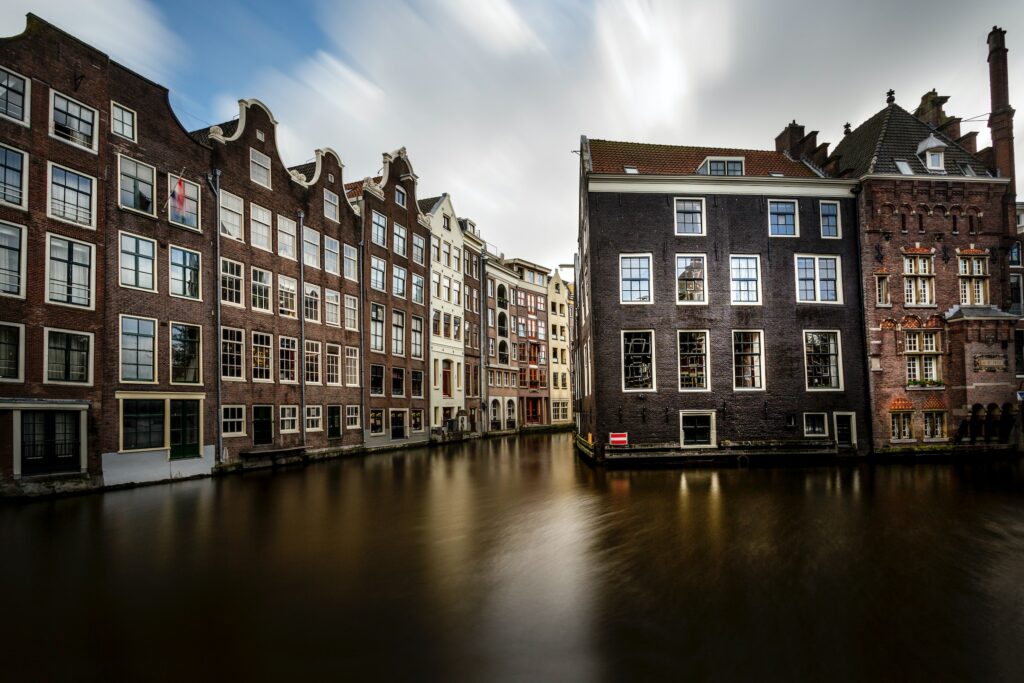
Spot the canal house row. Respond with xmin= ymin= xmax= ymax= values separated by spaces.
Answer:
xmin=0 ymin=14 xmax=568 ymax=496
xmin=575 ymin=26 xmax=1019 ymax=462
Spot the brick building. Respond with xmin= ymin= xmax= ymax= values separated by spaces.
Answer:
xmin=505 ymin=258 xmax=552 ymax=428
xmin=484 ymin=257 xmax=521 ymax=431
xmin=547 ymin=270 xmax=573 ymax=426
xmin=461 ymin=217 xmax=485 ymax=433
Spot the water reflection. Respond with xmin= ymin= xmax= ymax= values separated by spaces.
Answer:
xmin=1 ymin=434 xmax=1023 ymax=680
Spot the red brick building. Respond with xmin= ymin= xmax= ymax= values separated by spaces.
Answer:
xmin=505 ymin=257 xmax=552 ymax=428
xmin=461 ymin=218 xmax=485 ymax=433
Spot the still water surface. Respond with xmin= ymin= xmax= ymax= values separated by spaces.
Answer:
xmin=3 ymin=433 xmax=1024 ymax=681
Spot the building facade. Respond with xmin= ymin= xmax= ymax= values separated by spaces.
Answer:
xmin=547 ymin=270 xmax=573 ymax=426
xmin=484 ymin=257 xmax=521 ymax=432
xmin=505 ymin=258 xmax=551 ymax=428
xmin=461 ymin=218 xmax=485 ymax=434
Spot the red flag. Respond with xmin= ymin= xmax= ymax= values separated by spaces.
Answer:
xmin=171 ymin=175 xmax=187 ymax=215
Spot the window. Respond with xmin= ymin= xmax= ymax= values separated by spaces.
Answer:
xmin=432 ymin=236 xmax=442 ymax=262
xmin=958 ymin=256 xmax=989 ymax=305
xmin=325 ymin=289 xmax=341 ymax=326
xmin=111 ymin=102 xmax=136 ymax=141
xmin=278 ymin=275 xmax=297 ymax=317
xmin=120 ymin=316 xmax=156 ymax=382
xmin=393 ymin=265 xmax=407 ymax=298
xmin=280 ymin=406 xmax=299 ymax=433
xmin=123 ymin=400 xmax=165 ymax=450
xmin=218 ymin=190 xmax=245 ymax=240
xmin=221 ymin=328 xmax=244 ymax=379
xmin=370 ymin=409 xmax=385 ymax=435
xmin=804 ymin=413 xmax=827 ymax=437
xmin=795 ymin=255 xmax=841 ymax=303
xmin=324 ymin=237 xmax=340 ymax=275
xmin=119 ymin=233 xmax=156 ymax=291
xmin=305 ymin=340 xmax=321 ymax=384
xmin=674 ymin=198 xmax=705 ymax=235
xmin=804 ymin=331 xmax=842 ymax=390
xmin=393 ymin=224 xmax=407 ymax=256
xmin=51 ymin=91 xmax=96 ymax=150
xmin=346 ymin=405 xmax=361 ymax=429
xmin=895 ymin=159 xmax=914 ymax=175
xmin=370 ymin=304 xmax=385 ymax=352
xmin=372 ymin=211 xmax=387 ymax=247
xmin=676 ymin=255 xmax=706 ymax=304
xmin=432 ymin=272 xmax=442 ymax=298
xmin=370 ymin=364 xmax=385 ymax=395
xmin=769 ymin=200 xmax=798 ymax=236
xmin=0 ymin=222 xmax=23 ymax=297
xmin=326 ymin=345 xmax=341 ymax=385
xmin=680 ymin=411 xmax=715 ymax=447
xmin=118 ymin=156 xmax=155 ymax=214
xmin=47 ymin=235 xmax=93 ymax=308
xmin=301 ymin=227 xmax=320 ymax=269
xmin=250 ymin=267 xmax=271 ymax=312
xmin=619 ymin=254 xmax=652 ymax=303
xmin=324 ymin=189 xmax=339 ymax=222
xmin=0 ymin=144 xmax=26 ymax=209
xmin=891 ymin=413 xmax=913 ymax=441
xmin=344 ymin=295 xmax=359 ymax=330
xmin=345 ymin=347 xmax=360 ymax=386
xmin=251 ymin=332 xmax=272 ymax=382
xmin=220 ymin=259 xmax=243 ymax=306
xmin=924 ymin=412 xmax=946 ymax=440
xmin=411 ymin=316 xmax=423 ymax=358
xmin=621 ymin=330 xmax=655 ymax=391
xmin=411 ymin=410 xmax=424 ymax=433
xmin=1011 ymin=275 xmax=1023 ymax=316
xmin=698 ymin=158 xmax=743 ymax=176
xmin=820 ymin=201 xmax=840 ymax=238
xmin=222 ymin=406 xmax=246 ymax=436
xmin=678 ymin=331 xmax=709 ymax=391
xmin=0 ymin=67 xmax=29 ymax=124
xmin=278 ymin=215 xmax=297 ymax=259
xmin=903 ymin=255 xmax=935 ymax=306
xmin=370 ymin=256 xmax=387 ymax=292
xmin=412 ymin=234 xmax=426 ymax=265
xmin=411 ymin=370 xmax=424 ymax=398
xmin=905 ymin=331 xmax=942 ymax=385
xmin=250 ymin=148 xmax=271 ymax=188
xmin=876 ymin=275 xmax=890 ymax=307
xmin=729 ymin=255 xmax=761 ymax=304
xmin=412 ymin=274 xmax=425 ymax=305
xmin=1011 ymin=242 xmax=1021 ymax=267
xmin=395 ymin=186 xmax=406 ymax=207
xmin=344 ymin=244 xmax=358 ymax=280
xmin=392 ymin=367 xmax=405 ymax=397
xmin=0 ymin=323 xmax=23 ymax=381
xmin=392 ymin=311 xmax=405 ymax=355
xmin=168 ymin=174 xmax=200 ymax=229
xmin=49 ymin=163 xmax=94 ymax=227
xmin=733 ymin=330 xmax=764 ymax=390
xmin=304 ymin=284 xmax=321 ymax=323
xmin=926 ymin=150 xmax=944 ymax=171
xmin=279 ymin=337 xmax=297 ymax=383
xmin=46 ymin=329 xmax=91 ymax=384
xmin=250 ymin=204 xmax=272 ymax=250
xmin=442 ymin=242 xmax=451 ymax=267
xmin=170 ymin=323 xmax=201 ymax=384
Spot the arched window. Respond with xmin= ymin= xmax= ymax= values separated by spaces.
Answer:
xmin=498 ymin=340 xmax=509 ymax=365
xmin=490 ymin=399 xmax=500 ymax=428
xmin=497 ymin=284 xmax=508 ymax=309
xmin=506 ymin=399 xmax=516 ymax=429
xmin=497 ymin=312 xmax=508 ymax=337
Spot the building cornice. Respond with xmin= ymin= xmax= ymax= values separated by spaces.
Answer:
xmin=587 ymin=173 xmax=858 ymax=197
xmin=859 ymin=173 xmax=1011 ymax=185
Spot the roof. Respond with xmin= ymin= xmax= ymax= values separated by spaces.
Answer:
xmin=829 ymin=103 xmax=990 ymax=178
xmin=945 ymin=305 xmax=1020 ymax=322
xmin=890 ymin=398 xmax=914 ymax=411
xmin=289 ymin=162 xmax=316 ymax=180
xmin=587 ymin=139 xmax=818 ymax=178
xmin=417 ymin=196 xmax=441 ymax=214
xmin=188 ymin=119 xmax=238 ymax=146
xmin=344 ymin=176 xmax=382 ymax=199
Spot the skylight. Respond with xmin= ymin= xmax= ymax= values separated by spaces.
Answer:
xmin=624 ymin=166 xmax=638 ymax=174
xmin=958 ymin=163 xmax=976 ymax=177
xmin=895 ymin=159 xmax=914 ymax=175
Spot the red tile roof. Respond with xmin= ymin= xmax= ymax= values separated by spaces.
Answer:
xmin=959 ymin=248 xmax=987 ymax=256
xmin=587 ymin=139 xmax=818 ymax=178
xmin=923 ymin=396 xmax=946 ymax=410
xmin=902 ymin=246 xmax=933 ymax=255
xmin=890 ymin=397 xmax=914 ymax=411
xmin=344 ymin=176 xmax=382 ymax=199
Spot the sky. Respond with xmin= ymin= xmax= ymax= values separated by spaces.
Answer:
xmin=3 ymin=0 xmax=1023 ymax=270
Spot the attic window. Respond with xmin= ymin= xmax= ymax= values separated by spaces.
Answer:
xmin=768 ymin=172 xmax=784 ymax=177
xmin=328 ymin=173 xmax=335 ymax=183
xmin=958 ymin=163 xmax=976 ymax=177
xmin=698 ymin=158 xmax=744 ymax=176
xmin=926 ymin=151 xmax=945 ymax=172
xmin=623 ymin=166 xmax=638 ymax=174
xmin=895 ymin=159 xmax=914 ymax=175
xmin=916 ymin=133 xmax=946 ymax=173
xmin=256 ymin=129 xmax=265 ymax=142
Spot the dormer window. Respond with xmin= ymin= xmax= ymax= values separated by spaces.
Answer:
xmin=926 ymin=151 xmax=944 ymax=171
xmin=895 ymin=159 xmax=914 ymax=175
xmin=916 ymin=133 xmax=947 ymax=174
xmin=697 ymin=158 xmax=744 ymax=176
xmin=395 ymin=186 xmax=406 ymax=207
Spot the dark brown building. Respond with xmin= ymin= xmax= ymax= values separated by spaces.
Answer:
xmin=461 ymin=218 xmax=485 ymax=433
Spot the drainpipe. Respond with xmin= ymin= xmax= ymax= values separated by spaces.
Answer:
xmin=297 ymin=210 xmax=308 ymax=448
xmin=480 ymin=251 xmax=488 ymax=431
xmin=206 ymin=169 xmax=223 ymax=465
xmin=358 ymin=213 xmax=367 ymax=443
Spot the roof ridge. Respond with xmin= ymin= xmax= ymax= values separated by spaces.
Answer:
xmin=589 ymin=139 xmax=781 ymax=155
xmin=867 ymin=105 xmax=895 ymax=174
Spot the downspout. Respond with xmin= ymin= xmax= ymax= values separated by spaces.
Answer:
xmin=206 ymin=169 xmax=223 ymax=465
xmin=297 ymin=210 xmax=308 ymax=449
xmin=480 ymin=251 xmax=488 ymax=431
xmin=358 ymin=211 xmax=367 ymax=442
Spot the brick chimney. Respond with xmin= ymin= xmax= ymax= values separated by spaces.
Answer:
xmin=987 ymin=26 xmax=1015 ymax=193
xmin=915 ymin=89 xmax=961 ymax=140
xmin=775 ymin=120 xmax=805 ymax=158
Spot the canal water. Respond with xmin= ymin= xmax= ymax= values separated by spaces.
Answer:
xmin=2 ymin=433 xmax=1023 ymax=681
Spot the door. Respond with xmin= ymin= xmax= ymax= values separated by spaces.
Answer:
xmin=170 ymin=400 xmax=201 ymax=459
xmin=252 ymin=405 xmax=273 ymax=446
xmin=391 ymin=410 xmax=406 ymax=440
xmin=834 ymin=414 xmax=854 ymax=448
xmin=20 ymin=411 xmax=81 ymax=476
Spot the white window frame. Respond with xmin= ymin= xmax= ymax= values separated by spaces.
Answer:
xmin=343 ymin=244 xmax=358 ymax=281
xmin=280 ymin=405 xmax=300 ymax=434
xmin=673 ymin=197 xmax=706 ymax=236
xmin=732 ymin=329 xmax=766 ymax=392
xmin=729 ymin=254 xmax=762 ymax=305
xmin=324 ymin=236 xmax=340 ymax=275
xmin=250 ymin=266 xmax=272 ymax=313
xmin=324 ymin=188 xmax=340 ymax=222
xmin=251 ymin=330 xmax=274 ymax=383
xmin=0 ymin=66 xmax=31 ymax=127
xmin=698 ymin=156 xmax=745 ymax=176
xmin=220 ymin=257 xmax=245 ymax=308
xmin=279 ymin=336 xmax=299 ymax=384
xmin=395 ymin=185 xmax=407 ymax=207
xmin=222 ymin=405 xmax=247 ymax=437
xmin=304 ymin=283 xmax=321 ymax=324
xmin=168 ymin=244 xmax=202 ymax=301
xmin=117 ymin=314 xmax=158 ymax=384
xmin=44 ymin=232 xmax=96 ymax=311
xmin=370 ymin=256 xmax=387 ymax=292
xmin=303 ymin=226 xmax=320 ymax=269
xmin=0 ymin=220 xmax=27 ymax=299
xmin=620 ymin=329 xmax=657 ymax=393
xmin=118 ymin=231 xmax=158 ymax=293
xmin=111 ymin=101 xmax=137 ymax=142
xmin=49 ymin=89 xmax=98 ymax=153
xmin=819 ymin=200 xmax=841 ymax=239
xmin=679 ymin=410 xmax=717 ymax=449
xmin=0 ymin=321 xmax=26 ymax=382
xmin=46 ymin=161 xmax=97 ymax=229
xmin=250 ymin=202 xmax=273 ymax=252
xmin=167 ymin=173 xmax=201 ymax=231
xmin=345 ymin=405 xmax=361 ymax=430
xmin=675 ymin=253 xmax=708 ymax=306
xmin=325 ymin=289 xmax=341 ymax=327
xmin=344 ymin=294 xmax=359 ymax=331
xmin=0 ymin=143 xmax=29 ymax=211
xmin=277 ymin=214 xmax=297 ymax=259
xmin=250 ymin=148 xmax=272 ymax=189
xmin=768 ymin=198 xmax=799 ymax=237
xmin=220 ymin=326 xmax=246 ymax=381
xmin=116 ymin=154 xmax=157 ymax=217
xmin=42 ymin=327 xmax=95 ymax=386
xmin=803 ymin=412 xmax=829 ymax=438
xmin=925 ymin=150 xmax=945 ymax=172
xmin=803 ymin=330 xmax=844 ymax=392
xmin=677 ymin=329 xmax=711 ymax=392
xmin=794 ymin=254 xmax=844 ymax=304
xmin=219 ymin=190 xmax=244 ymax=241
xmin=618 ymin=253 xmax=654 ymax=305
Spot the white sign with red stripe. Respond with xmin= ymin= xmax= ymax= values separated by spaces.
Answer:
xmin=609 ymin=432 xmax=628 ymax=446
